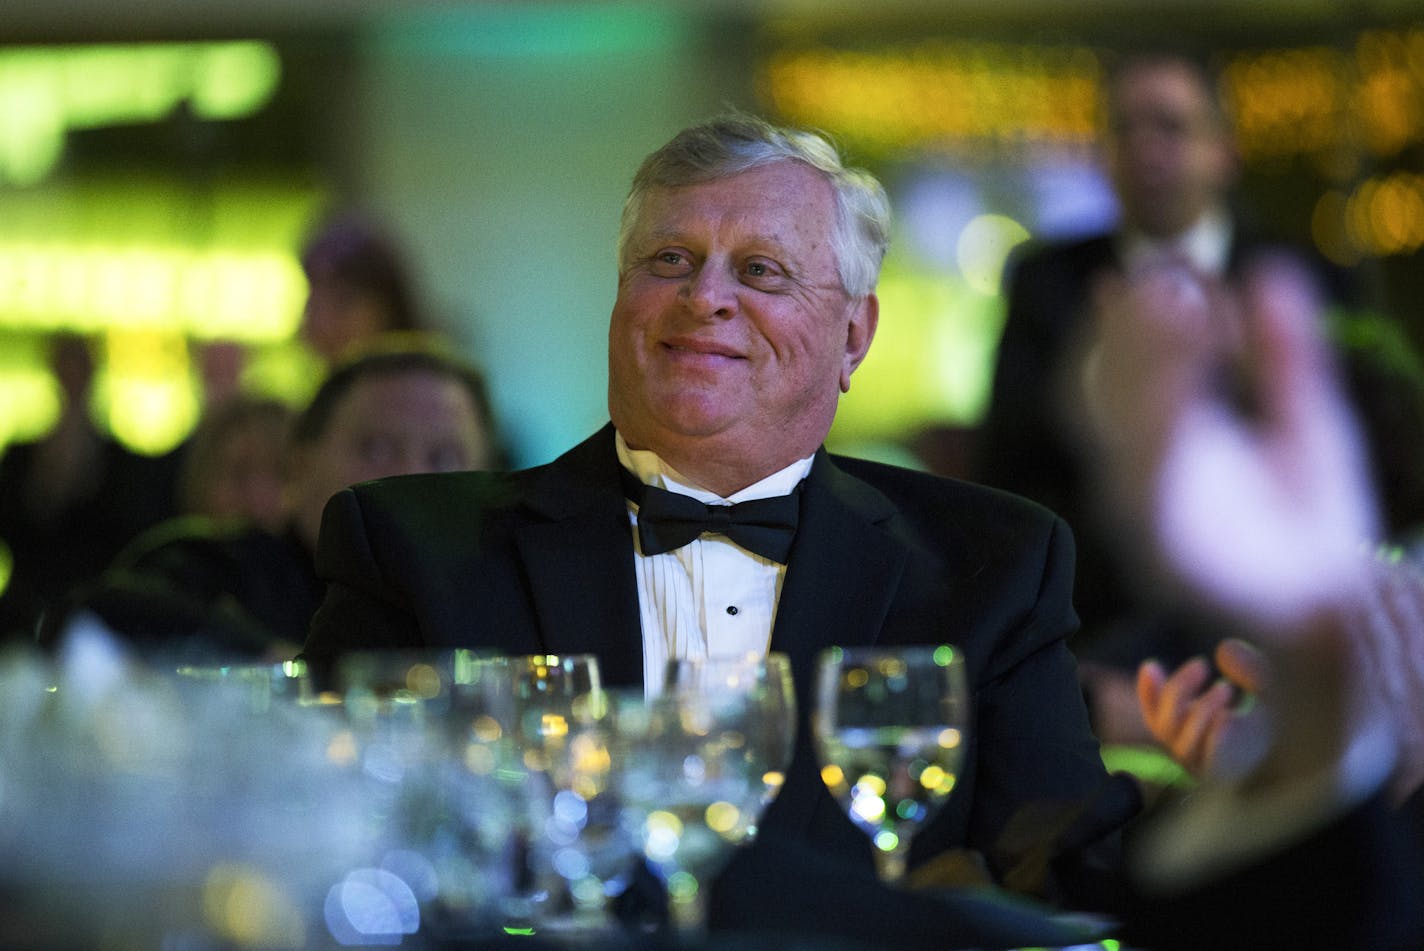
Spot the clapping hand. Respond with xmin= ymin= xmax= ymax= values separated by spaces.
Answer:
xmin=1084 ymin=253 xmax=1386 ymax=789
xmin=1085 ymin=253 xmax=1378 ymax=630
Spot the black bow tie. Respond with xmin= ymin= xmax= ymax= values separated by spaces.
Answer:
xmin=621 ymin=468 xmax=802 ymax=563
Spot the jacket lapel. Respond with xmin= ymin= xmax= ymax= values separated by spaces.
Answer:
xmin=772 ymin=450 xmax=908 ymax=674
xmin=512 ymin=427 xmax=646 ymax=689
xmin=767 ymin=452 xmax=909 ymax=837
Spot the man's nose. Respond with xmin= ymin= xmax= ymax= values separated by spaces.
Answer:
xmin=678 ymin=262 xmax=737 ymax=319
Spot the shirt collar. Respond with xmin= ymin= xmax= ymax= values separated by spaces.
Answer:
xmin=1119 ymin=205 xmax=1233 ymax=276
xmin=614 ymin=430 xmax=814 ymax=505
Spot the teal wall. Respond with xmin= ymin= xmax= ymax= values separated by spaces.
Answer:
xmin=343 ymin=5 xmax=743 ymax=466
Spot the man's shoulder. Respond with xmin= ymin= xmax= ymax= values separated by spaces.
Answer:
xmin=826 ymin=453 xmax=1062 ymax=531
xmin=347 ymin=427 xmax=615 ymax=514
xmin=342 ymin=469 xmax=532 ymax=532
xmin=350 ymin=468 xmax=516 ymax=500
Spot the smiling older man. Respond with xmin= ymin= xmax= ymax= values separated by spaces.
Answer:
xmin=301 ymin=114 xmax=1133 ymax=944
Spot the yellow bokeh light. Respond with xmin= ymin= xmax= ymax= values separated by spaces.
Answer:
xmin=855 ymin=774 xmax=888 ymax=798
xmin=820 ymin=764 xmax=846 ymax=788
xmin=570 ymin=734 xmax=612 ymax=775
xmin=472 ymin=714 xmax=503 ymax=743
xmin=761 ymin=40 xmax=1102 ymax=160
xmin=938 ymin=727 xmax=963 ymax=749
xmin=202 ymin=863 xmax=305 ymax=950
xmin=540 ymin=713 xmax=569 ymax=739
xmin=1341 ymin=171 xmax=1424 ymax=257
xmin=463 ymin=742 xmax=496 ymax=776
xmin=920 ymin=764 xmax=956 ymax=794
xmin=764 ymin=30 xmax=1422 ymax=178
xmin=326 ymin=730 xmax=358 ymax=767
xmin=406 ymin=663 xmax=443 ymax=698
xmin=705 ymin=801 xmax=741 ymax=834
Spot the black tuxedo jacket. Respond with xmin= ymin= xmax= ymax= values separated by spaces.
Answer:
xmin=304 ymin=425 xmax=1133 ymax=936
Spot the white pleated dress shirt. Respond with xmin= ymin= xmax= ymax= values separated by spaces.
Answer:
xmin=614 ymin=432 xmax=813 ymax=694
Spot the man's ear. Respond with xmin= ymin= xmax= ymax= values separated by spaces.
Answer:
xmin=840 ymin=293 xmax=879 ymax=393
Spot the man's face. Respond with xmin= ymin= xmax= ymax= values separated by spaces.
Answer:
xmin=1106 ymin=60 xmax=1237 ymax=238
xmin=290 ymin=370 xmax=493 ymax=549
xmin=607 ymin=161 xmax=876 ymax=489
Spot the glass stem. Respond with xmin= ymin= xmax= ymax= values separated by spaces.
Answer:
xmin=668 ymin=885 xmax=709 ymax=936
xmin=872 ymin=847 xmax=908 ymax=885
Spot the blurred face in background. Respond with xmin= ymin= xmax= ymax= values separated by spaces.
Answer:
xmin=189 ymin=413 xmax=291 ymax=533
xmin=299 ymin=275 xmax=393 ymax=366
xmin=287 ymin=369 xmax=494 ymax=550
xmin=1105 ymin=58 xmax=1238 ymax=239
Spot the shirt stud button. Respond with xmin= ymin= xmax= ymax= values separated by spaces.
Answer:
xmin=726 ymin=605 xmax=739 ymax=616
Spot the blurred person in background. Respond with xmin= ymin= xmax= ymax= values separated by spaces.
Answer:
xmin=42 ymin=343 xmax=503 ymax=662
xmin=299 ymin=212 xmax=434 ymax=367
xmin=0 ymin=333 xmax=180 ymax=645
xmin=177 ymin=394 xmax=295 ymax=534
xmin=976 ymin=45 xmax=1360 ymax=745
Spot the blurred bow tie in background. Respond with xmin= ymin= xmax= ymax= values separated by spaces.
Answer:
xmin=622 ymin=471 xmax=802 ymax=563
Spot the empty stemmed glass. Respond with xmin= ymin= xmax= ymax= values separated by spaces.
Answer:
xmin=812 ymin=644 xmax=970 ymax=885
xmin=618 ymin=652 xmax=797 ymax=935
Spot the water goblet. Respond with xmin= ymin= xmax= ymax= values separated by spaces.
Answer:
xmin=619 ymin=652 xmax=796 ymax=935
xmin=468 ymin=654 xmax=619 ymax=932
xmin=328 ymin=648 xmax=499 ymax=944
xmin=812 ymin=644 xmax=970 ymax=884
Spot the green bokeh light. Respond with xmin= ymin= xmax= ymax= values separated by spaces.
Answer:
xmin=0 ymin=42 xmax=281 ymax=187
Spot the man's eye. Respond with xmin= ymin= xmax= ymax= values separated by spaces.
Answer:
xmin=743 ymin=259 xmax=782 ymax=282
xmin=648 ymin=250 xmax=692 ymax=277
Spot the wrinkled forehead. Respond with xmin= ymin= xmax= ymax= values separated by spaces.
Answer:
xmin=633 ymin=163 xmax=837 ymax=237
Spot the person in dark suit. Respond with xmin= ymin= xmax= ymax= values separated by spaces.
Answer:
xmin=44 ymin=343 xmax=502 ymax=663
xmin=301 ymin=114 xmax=1138 ymax=944
xmin=0 ymin=333 xmax=182 ymax=646
xmin=976 ymin=48 xmax=1357 ymax=741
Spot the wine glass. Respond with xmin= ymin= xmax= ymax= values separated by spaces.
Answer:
xmin=329 ymin=648 xmax=514 ymax=944
xmin=466 ymin=654 xmax=622 ymax=931
xmin=812 ymin=644 xmax=969 ymax=884
xmin=619 ymin=652 xmax=796 ymax=935
xmin=335 ymin=648 xmax=487 ymax=722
